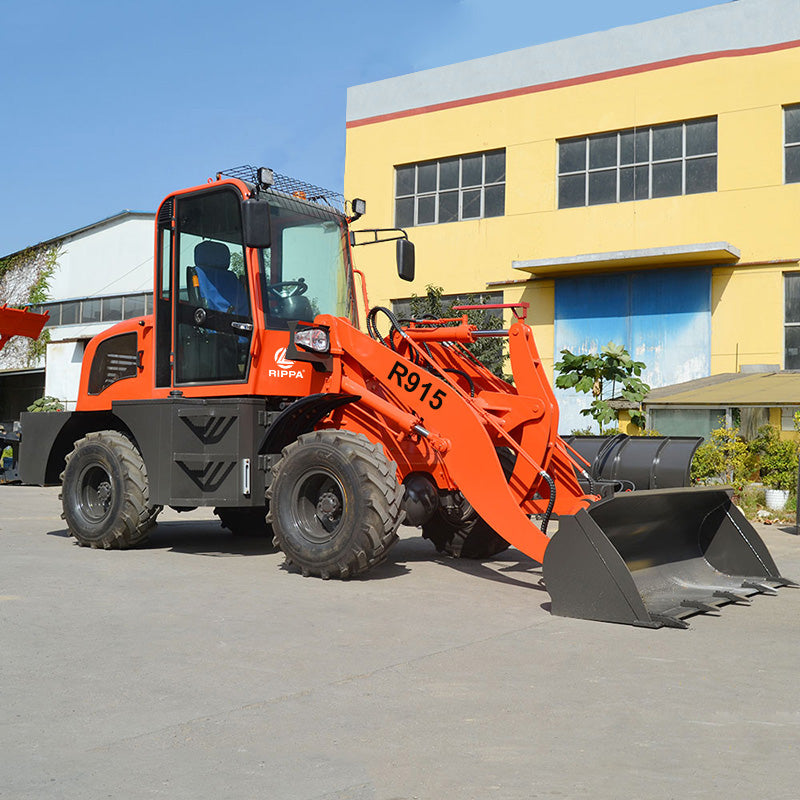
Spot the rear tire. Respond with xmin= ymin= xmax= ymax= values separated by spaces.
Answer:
xmin=215 ymin=506 xmax=272 ymax=537
xmin=423 ymin=447 xmax=514 ymax=559
xmin=423 ymin=497 xmax=510 ymax=559
xmin=60 ymin=430 xmax=161 ymax=549
xmin=267 ymin=430 xmax=404 ymax=579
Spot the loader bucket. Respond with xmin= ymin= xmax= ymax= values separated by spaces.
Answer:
xmin=543 ymin=487 xmax=795 ymax=628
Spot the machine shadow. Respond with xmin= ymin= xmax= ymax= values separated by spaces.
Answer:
xmin=46 ymin=523 xmax=542 ymax=590
xmin=386 ymin=532 xmax=547 ymax=591
xmin=148 ymin=520 xmax=277 ymax=556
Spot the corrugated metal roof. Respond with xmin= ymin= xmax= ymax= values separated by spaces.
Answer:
xmin=644 ymin=371 xmax=800 ymax=406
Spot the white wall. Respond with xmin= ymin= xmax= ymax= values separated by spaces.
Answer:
xmin=44 ymin=340 xmax=86 ymax=411
xmin=47 ymin=214 xmax=154 ymax=345
xmin=45 ymin=213 xmax=155 ymax=405
xmin=49 ymin=215 xmax=155 ymax=301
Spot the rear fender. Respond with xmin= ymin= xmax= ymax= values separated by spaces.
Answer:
xmin=19 ymin=410 xmax=126 ymax=485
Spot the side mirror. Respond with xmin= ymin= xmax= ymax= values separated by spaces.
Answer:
xmin=397 ymin=238 xmax=415 ymax=282
xmin=242 ymin=199 xmax=271 ymax=248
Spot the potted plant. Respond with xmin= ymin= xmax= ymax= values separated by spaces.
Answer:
xmin=757 ymin=430 xmax=798 ymax=511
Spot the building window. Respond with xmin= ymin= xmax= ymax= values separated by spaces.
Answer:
xmin=785 ymin=273 xmax=800 ymax=368
xmin=391 ymin=290 xmax=503 ymax=320
xmin=781 ymin=406 xmax=800 ymax=431
xmin=35 ymin=293 xmax=152 ymax=328
xmin=395 ymin=150 xmax=505 ymax=227
xmin=785 ymin=105 xmax=800 ymax=184
xmin=558 ymin=117 xmax=717 ymax=208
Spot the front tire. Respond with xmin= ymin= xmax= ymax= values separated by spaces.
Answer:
xmin=268 ymin=430 xmax=404 ymax=579
xmin=60 ymin=430 xmax=161 ymax=549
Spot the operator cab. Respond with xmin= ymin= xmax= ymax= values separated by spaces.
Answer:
xmin=154 ymin=173 xmax=357 ymax=389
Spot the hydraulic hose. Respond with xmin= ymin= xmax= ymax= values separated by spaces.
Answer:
xmin=538 ymin=470 xmax=557 ymax=535
xmin=579 ymin=468 xmax=595 ymax=494
xmin=443 ymin=368 xmax=475 ymax=397
xmin=366 ymin=305 xmax=406 ymax=344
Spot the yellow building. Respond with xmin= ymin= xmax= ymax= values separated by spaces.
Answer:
xmin=344 ymin=0 xmax=800 ymax=436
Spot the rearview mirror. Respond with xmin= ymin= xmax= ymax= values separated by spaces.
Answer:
xmin=397 ymin=238 xmax=415 ymax=282
xmin=242 ymin=199 xmax=271 ymax=248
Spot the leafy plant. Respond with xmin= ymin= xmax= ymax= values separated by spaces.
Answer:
xmin=690 ymin=440 xmax=724 ymax=484
xmin=737 ymin=482 xmax=766 ymax=519
xmin=0 ymin=242 xmax=59 ymax=366
xmin=752 ymin=424 xmax=798 ymax=490
xmin=26 ymin=396 xmax=64 ymax=413
xmin=710 ymin=426 xmax=754 ymax=494
xmin=408 ymin=284 xmax=507 ymax=379
xmin=691 ymin=425 xmax=773 ymax=495
xmin=554 ymin=342 xmax=649 ymax=433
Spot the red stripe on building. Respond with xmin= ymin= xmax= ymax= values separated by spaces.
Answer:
xmin=346 ymin=39 xmax=800 ymax=129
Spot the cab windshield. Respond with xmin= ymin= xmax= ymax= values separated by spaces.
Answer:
xmin=260 ymin=194 xmax=354 ymax=328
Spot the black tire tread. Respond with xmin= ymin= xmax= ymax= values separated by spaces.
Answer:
xmin=59 ymin=430 xmax=161 ymax=549
xmin=423 ymin=503 xmax=510 ymax=559
xmin=267 ymin=430 xmax=403 ymax=579
xmin=422 ymin=448 xmax=513 ymax=559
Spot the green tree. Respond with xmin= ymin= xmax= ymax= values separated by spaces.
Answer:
xmin=554 ymin=342 xmax=649 ymax=433
xmin=408 ymin=284 xmax=507 ymax=379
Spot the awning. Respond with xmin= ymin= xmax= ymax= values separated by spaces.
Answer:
xmin=513 ymin=241 xmax=740 ymax=278
xmin=643 ymin=371 xmax=800 ymax=407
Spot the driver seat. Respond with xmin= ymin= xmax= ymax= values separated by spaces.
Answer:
xmin=193 ymin=241 xmax=249 ymax=316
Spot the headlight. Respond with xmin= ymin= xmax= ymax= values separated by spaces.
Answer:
xmin=294 ymin=327 xmax=330 ymax=353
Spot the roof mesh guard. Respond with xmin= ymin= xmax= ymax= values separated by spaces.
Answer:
xmin=218 ymin=165 xmax=346 ymax=214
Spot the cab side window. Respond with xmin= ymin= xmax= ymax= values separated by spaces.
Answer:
xmin=174 ymin=190 xmax=253 ymax=384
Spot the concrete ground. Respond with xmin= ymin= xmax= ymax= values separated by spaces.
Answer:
xmin=1 ymin=485 xmax=800 ymax=800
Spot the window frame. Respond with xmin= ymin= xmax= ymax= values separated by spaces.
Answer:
xmin=784 ymin=271 xmax=800 ymax=369
xmin=394 ymin=150 xmax=506 ymax=227
xmin=172 ymin=186 xmax=253 ymax=386
xmin=784 ymin=103 xmax=800 ymax=184
xmin=557 ymin=117 xmax=718 ymax=209
xmin=35 ymin=293 xmax=152 ymax=327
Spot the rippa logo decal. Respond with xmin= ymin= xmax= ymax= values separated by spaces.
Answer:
xmin=270 ymin=347 xmax=304 ymax=378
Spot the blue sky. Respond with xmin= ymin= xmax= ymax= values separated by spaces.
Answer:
xmin=1 ymin=0 xmax=722 ymax=257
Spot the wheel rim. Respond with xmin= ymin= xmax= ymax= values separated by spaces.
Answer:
xmin=77 ymin=464 xmax=114 ymax=523
xmin=291 ymin=469 xmax=346 ymax=543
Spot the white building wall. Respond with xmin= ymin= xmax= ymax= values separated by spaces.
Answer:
xmin=47 ymin=215 xmax=154 ymax=349
xmin=1 ymin=212 xmax=156 ymax=415
xmin=49 ymin=215 xmax=154 ymax=302
xmin=44 ymin=341 xmax=86 ymax=411
xmin=45 ymin=213 xmax=155 ymax=406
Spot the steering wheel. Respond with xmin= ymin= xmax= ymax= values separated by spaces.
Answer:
xmin=268 ymin=278 xmax=308 ymax=299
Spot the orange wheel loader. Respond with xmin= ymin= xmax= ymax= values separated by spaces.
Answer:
xmin=16 ymin=166 xmax=796 ymax=628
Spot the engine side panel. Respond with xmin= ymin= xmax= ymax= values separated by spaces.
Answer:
xmin=113 ymin=397 xmax=269 ymax=507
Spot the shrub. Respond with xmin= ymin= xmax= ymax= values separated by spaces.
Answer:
xmin=759 ymin=439 xmax=798 ymax=490
xmin=690 ymin=426 xmax=754 ymax=494
xmin=26 ymin=395 xmax=64 ymax=413
xmin=690 ymin=441 xmax=724 ymax=484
